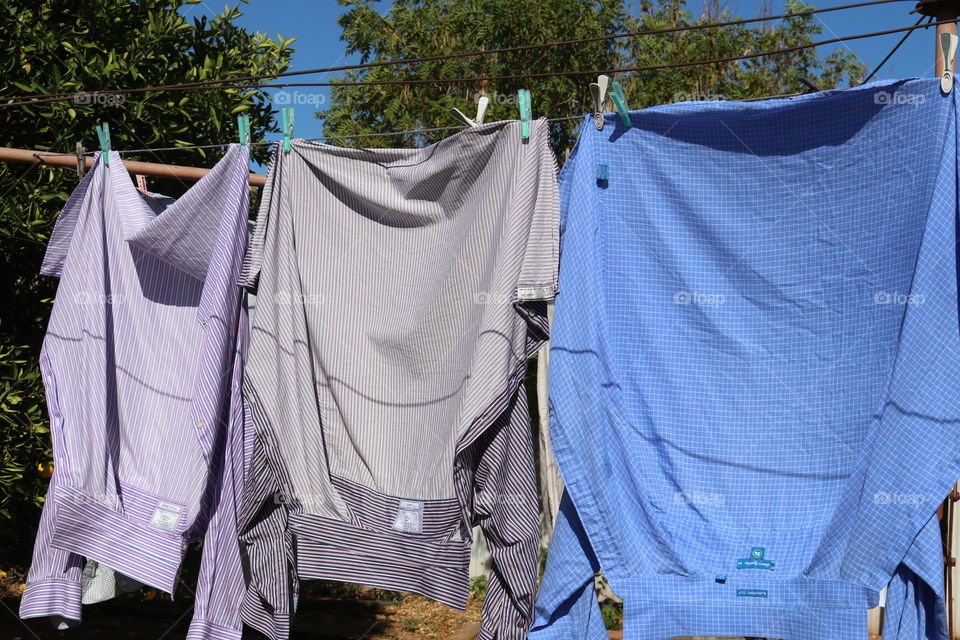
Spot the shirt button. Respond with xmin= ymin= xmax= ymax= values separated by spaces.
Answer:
xmin=196 ymin=420 xmax=204 ymax=428
xmin=200 ymin=317 xmax=208 ymax=325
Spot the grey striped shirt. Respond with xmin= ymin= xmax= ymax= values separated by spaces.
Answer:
xmin=237 ymin=119 xmax=559 ymax=639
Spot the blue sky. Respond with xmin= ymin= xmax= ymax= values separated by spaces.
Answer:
xmin=182 ymin=0 xmax=938 ymax=142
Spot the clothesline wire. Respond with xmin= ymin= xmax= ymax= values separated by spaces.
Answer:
xmin=30 ymin=116 xmax=585 ymax=156
xmin=0 ymin=19 xmax=940 ymax=108
xmin=860 ymin=14 xmax=928 ymax=84
xmin=237 ymin=19 xmax=955 ymax=88
xmin=2 ymin=18 xmax=948 ymax=108
xmin=0 ymin=82 xmax=901 ymax=247
xmin=2 ymin=19 xmax=934 ymax=110
xmin=0 ymin=0 xmax=909 ymax=107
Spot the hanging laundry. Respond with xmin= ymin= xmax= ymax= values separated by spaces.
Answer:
xmin=236 ymin=119 xmax=559 ymax=640
xmin=19 ymin=144 xmax=252 ymax=640
xmin=532 ymin=77 xmax=960 ymax=640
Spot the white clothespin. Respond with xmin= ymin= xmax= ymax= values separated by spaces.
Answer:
xmin=940 ymin=32 xmax=958 ymax=93
xmin=590 ymin=75 xmax=610 ymax=131
xmin=450 ymin=95 xmax=489 ymax=127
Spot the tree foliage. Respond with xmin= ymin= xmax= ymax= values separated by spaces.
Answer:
xmin=0 ymin=0 xmax=292 ymax=548
xmin=319 ymin=0 xmax=865 ymax=153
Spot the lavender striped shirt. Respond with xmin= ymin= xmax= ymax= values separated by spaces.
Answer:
xmin=237 ymin=121 xmax=559 ymax=640
xmin=20 ymin=145 xmax=251 ymax=640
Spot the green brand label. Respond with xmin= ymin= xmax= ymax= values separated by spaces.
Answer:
xmin=736 ymin=547 xmax=775 ymax=571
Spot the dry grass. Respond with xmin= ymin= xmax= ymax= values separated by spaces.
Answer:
xmin=0 ymin=568 xmax=25 ymax=599
xmin=367 ymin=594 xmax=482 ymax=640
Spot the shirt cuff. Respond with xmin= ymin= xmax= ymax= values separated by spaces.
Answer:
xmin=186 ymin=618 xmax=243 ymax=640
xmin=19 ymin=578 xmax=82 ymax=625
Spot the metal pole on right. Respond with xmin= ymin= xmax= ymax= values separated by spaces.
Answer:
xmin=915 ymin=0 xmax=960 ymax=74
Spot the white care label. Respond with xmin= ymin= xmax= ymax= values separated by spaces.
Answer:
xmin=392 ymin=499 xmax=424 ymax=534
xmin=149 ymin=501 xmax=183 ymax=533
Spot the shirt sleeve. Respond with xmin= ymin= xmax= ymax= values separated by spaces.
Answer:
xmin=235 ymin=403 xmax=298 ymax=640
xmin=237 ymin=145 xmax=279 ymax=291
xmin=529 ymin=490 xmax=608 ymax=640
xmin=40 ymin=156 xmax=99 ymax=278
xmin=514 ymin=119 xmax=560 ymax=303
xmin=19 ymin=474 xmax=84 ymax=626
xmin=467 ymin=385 xmax=540 ymax=640
xmin=881 ymin=514 xmax=947 ymax=640
xmin=828 ymin=128 xmax=960 ymax=640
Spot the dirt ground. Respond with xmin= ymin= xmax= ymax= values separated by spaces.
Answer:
xmin=0 ymin=571 xmax=849 ymax=640
xmin=0 ymin=573 xmax=484 ymax=640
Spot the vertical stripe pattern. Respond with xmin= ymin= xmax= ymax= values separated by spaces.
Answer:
xmin=22 ymin=146 xmax=252 ymax=640
xmin=239 ymin=120 xmax=559 ymax=639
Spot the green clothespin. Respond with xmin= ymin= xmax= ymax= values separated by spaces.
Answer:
xmin=95 ymin=122 xmax=111 ymax=167
xmin=517 ymin=89 xmax=532 ymax=141
xmin=281 ymin=106 xmax=294 ymax=152
xmin=610 ymin=82 xmax=631 ymax=127
xmin=237 ymin=114 xmax=251 ymax=148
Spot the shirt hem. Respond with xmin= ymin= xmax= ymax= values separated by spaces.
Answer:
xmin=623 ymin=600 xmax=869 ymax=640
xmin=617 ymin=575 xmax=875 ymax=640
xmin=292 ymin=515 xmax=469 ymax=609
xmin=239 ymin=593 xmax=291 ymax=640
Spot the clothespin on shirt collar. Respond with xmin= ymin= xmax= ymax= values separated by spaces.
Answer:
xmin=591 ymin=76 xmax=631 ymax=129
xmin=281 ymin=107 xmax=294 ymax=153
xmin=237 ymin=114 xmax=251 ymax=148
xmin=610 ymin=81 xmax=631 ymax=127
xmin=517 ymin=89 xmax=532 ymax=141
xmin=135 ymin=175 xmax=148 ymax=194
xmin=75 ymin=142 xmax=86 ymax=178
xmin=95 ymin=122 xmax=111 ymax=167
xmin=940 ymin=32 xmax=958 ymax=93
xmin=590 ymin=75 xmax=610 ymax=130
xmin=450 ymin=95 xmax=489 ymax=127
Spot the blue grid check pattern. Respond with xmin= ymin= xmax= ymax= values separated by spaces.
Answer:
xmin=531 ymin=77 xmax=960 ymax=640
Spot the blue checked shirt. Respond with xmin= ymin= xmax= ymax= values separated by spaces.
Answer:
xmin=532 ymin=77 xmax=960 ymax=640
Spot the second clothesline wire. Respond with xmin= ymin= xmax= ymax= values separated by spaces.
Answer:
xmin=37 ymin=93 xmax=806 ymax=157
